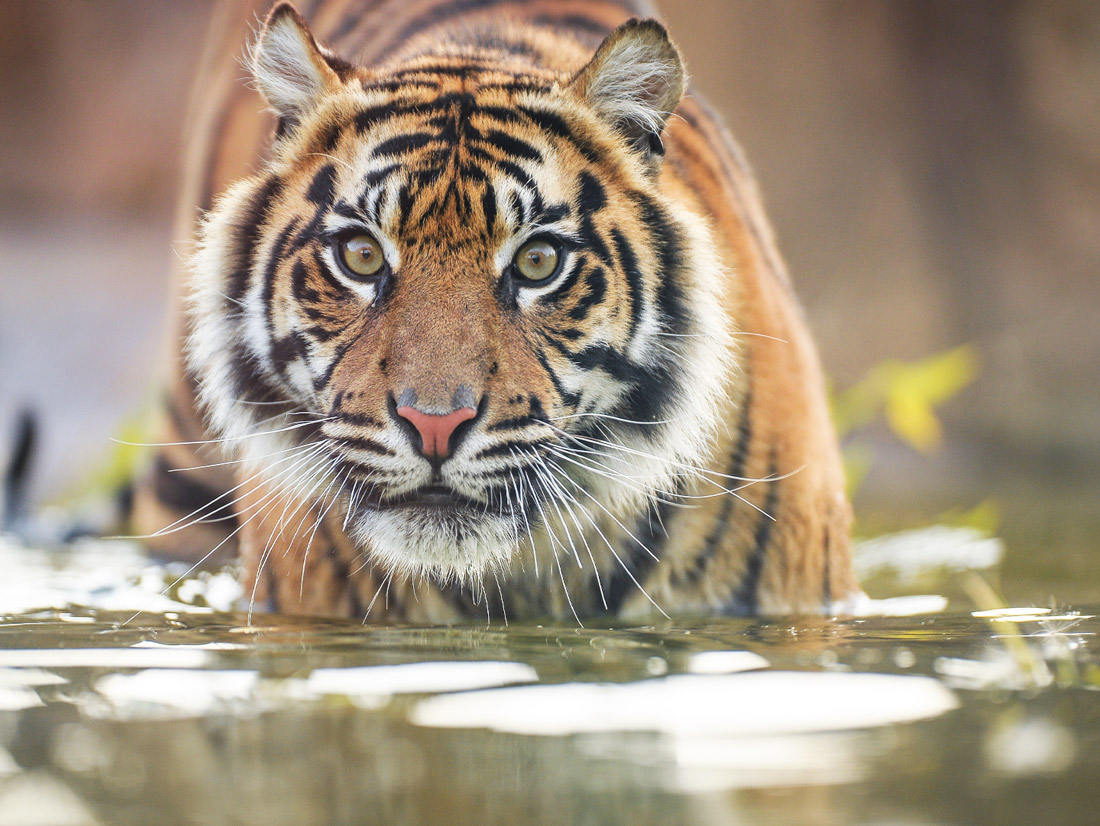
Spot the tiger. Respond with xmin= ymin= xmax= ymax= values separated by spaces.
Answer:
xmin=130 ymin=0 xmax=859 ymax=623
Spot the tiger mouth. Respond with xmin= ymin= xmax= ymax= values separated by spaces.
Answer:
xmin=355 ymin=484 xmax=501 ymax=517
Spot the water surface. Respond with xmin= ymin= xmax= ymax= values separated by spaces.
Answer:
xmin=0 ymin=535 xmax=1097 ymax=826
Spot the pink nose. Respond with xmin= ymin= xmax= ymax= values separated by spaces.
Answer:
xmin=395 ymin=405 xmax=478 ymax=460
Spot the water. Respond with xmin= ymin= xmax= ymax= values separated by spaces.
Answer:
xmin=0 ymin=535 xmax=1098 ymax=825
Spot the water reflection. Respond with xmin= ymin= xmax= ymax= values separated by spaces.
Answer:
xmin=0 ymin=536 xmax=1098 ymax=825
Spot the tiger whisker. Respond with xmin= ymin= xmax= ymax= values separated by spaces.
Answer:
xmin=550 ymin=440 xmax=789 ymax=510
xmin=506 ymin=466 xmax=534 ymax=578
xmin=545 ymin=418 xmax=784 ymax=486
xmin=551 ymin=439 xmax=772 ymax=521
xmin=549 ymin=411 xmax=678 ymax=426
xmin=306 ymin=151 xmax=357 ymax=175
xmin=112 ymin=416 xmax=334 ymax=449
xmin=512 ymin=455 xmax=540 ymax=580
xmin=528 ymin=462 xmax=583 ymax=625
xmin=122 ymin=447 xmax=327 ymax=625
xmin=248 ymin=450 xmax=337 ymax=621
xmin=342 ymin=478 xmax=363 ymax=531
xmin=299 ymin=460 xmax=351 ymax=599
xmin=167 ymin=438 xmax=315 ymax=472
xmin=544 ymin=444 xmax=692 ymax=509
xmin=248 ymin=453 xmax=343 ymax=620
xmin=130 ymin=441 xmax=325 ymax=540
xmin=529 ymin=460 xmax=583 ymax=570
xmin=655 ymin=330 xmax=789 ymax=345
xmin=363 ymin=568 xmax=390 ymax=620
xmin=539 ymin=456 xmax=668 ymax=619
xmin=543 ymin=456 xmax=660 ymax=564
xmin=531 ymin=453 xmax=607 ymax=611
xmin=492 ymin=570 xmax=509 ymax=626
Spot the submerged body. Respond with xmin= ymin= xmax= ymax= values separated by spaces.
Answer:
xmin=132 ymin=0 xmax=858 ymax=621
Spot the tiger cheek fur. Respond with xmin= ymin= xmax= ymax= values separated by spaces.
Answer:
xmin=135 ymin=0 xmax=861 ymax=622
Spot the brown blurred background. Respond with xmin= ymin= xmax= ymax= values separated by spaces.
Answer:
xmin=1 ymin=1 xmax=1097 ymax=603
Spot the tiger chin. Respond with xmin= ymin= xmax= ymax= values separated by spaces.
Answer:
xmin=132 ymin=0 xmax=861 ymax=623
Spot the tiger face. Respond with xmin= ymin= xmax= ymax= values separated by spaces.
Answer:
xmin=187 ymin=5 xmax=731 ymax=585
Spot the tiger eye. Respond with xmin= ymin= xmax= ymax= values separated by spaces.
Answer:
xmin=340 ymin=233 xmax=385 ymax=278
xmin=513 ymin=239 xmax=560 ymax=282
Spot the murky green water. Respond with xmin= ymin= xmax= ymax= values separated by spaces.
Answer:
xmin=1 ymin=534 xmax=1098 ymax=825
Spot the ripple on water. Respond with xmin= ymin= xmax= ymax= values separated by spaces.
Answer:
xmin=0 ymin=535 xmax=1098 ymax=825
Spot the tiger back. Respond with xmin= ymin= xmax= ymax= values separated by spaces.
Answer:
xmin=131 ymin=0 xmax=859 ymax=621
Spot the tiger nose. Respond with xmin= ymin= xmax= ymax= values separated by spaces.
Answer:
xmin=394 ymin=404 xmax=478 ymax=461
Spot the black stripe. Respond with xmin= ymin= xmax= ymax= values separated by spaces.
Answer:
xmin=678 ymin=386 xmax=754 ymax=585
xmin=334 ymin=409 xmax=383 ymax=427
xmin=534 ymin=202 xmax=570 ymax=225
xmin=609 ymin=228 xmax=642 ymax=342
xmin=373 ymin=132 xmax=438 ymax=157
xmin=354 ymin=103 xmax=404 ymax=134
xmin=227 ymin=176 xmax=283 ymax=302
xmin=604 ymin=499 xmax=670 ymax=615
xmin=310 ymin=328 xmax=366 ymax=393
xmin=260 ymin=219 xmax=301 ymax=360
xmin=480 ymin=130 xmax=543 ymax=163
xmin=517 ymin=106 xmax=601 ymax=164
xmin=2 ymin=410 xmax=36 ymax=526
xmin=531 ymin=13 xmax=615 ymax=40
xmin=632 ymin=192 xmax=690 ymax=336
xmin=487 ymin=416 xmax=541 ymax=432
xmin=269 ymin=332 xmax=309 ymax=382
xmin=390 ymin=61 xmax=496 ymax=78
xmin=151 ymin=455 xmax=230 ymax=520
xmin=291 ymin=259 xmax=312 ymax=305
xmin=481 ymin=182 xmax=497 ymax=230
xmin=533 ymin=350 xmax=580 ymax=408
xmin=388 ymin=0 xmax=519 ymax=49
xmin=728 ymin=454 xmax=780 ymax=615
xmin=471 ymin=150 xmax=537 ymax=192
xmin=334 ymin=436 xmax=396 ymax=457
xmin=576 ymin=172 xmax=612 ymax=265
xmin=306 ymin=163 xmax=337 ymax=205
xmin=474 ymin=439 xmax=547 ymax=462
xmin=226 ymin=340 xmax=282 ymax=407
xmin=567 ymin=265 xmax=606 ymax=321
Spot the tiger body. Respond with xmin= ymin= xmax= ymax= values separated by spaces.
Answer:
xmin=133 ymin=0 xmax=858 ymax=621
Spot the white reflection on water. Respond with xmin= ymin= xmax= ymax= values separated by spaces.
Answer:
xmin=305 ymin=661 xmax=538 ymax=697
xmin=0 ymin=649 xmax=212 ymax=670
xmin=410 ymin=671 xmax=960 ymax=793
xmin=589 ymin=732 xmax=869 ymax=791
xmin=0 ymin=668 xmax=67 ymax=687
xmin=92 ymin=670 xmax=258 ymax=720
xmin=0 ymin=686 xmax=44 ymax=711
xmin=409 ymin=671 xmax=959 ymax=737
xmin=78 ymin=661 xmax=539 ymax=720
xmin=985 ymin=717 xmax=1076 ymax=776
xmin=686 ymin=650 xmax=769 ymax=675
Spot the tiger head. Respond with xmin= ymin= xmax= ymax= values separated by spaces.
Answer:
xmin=187 ymin=3 xmax=732 ymax=584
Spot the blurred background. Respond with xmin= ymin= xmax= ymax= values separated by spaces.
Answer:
xmin=1 ymin=0 xmax=1097 ymax=604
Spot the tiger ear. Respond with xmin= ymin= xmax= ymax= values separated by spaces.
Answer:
xmin=569 ymin=19 xmax=685 ymax=160
xmin=250 ymin=3 xmax=342 ymax=130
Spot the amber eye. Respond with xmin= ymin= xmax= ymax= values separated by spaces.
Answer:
xmin=512 ymin=238 xmax=561 ymax=283
xmin=338 ymin=233 xmax=386 ymax=278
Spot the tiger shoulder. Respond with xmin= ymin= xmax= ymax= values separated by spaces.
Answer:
xmin=131 ymin=0 xmax=861 ymax=622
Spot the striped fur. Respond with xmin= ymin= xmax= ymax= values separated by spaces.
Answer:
xmin=131 ymin=0 xmax=859 ymax=621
